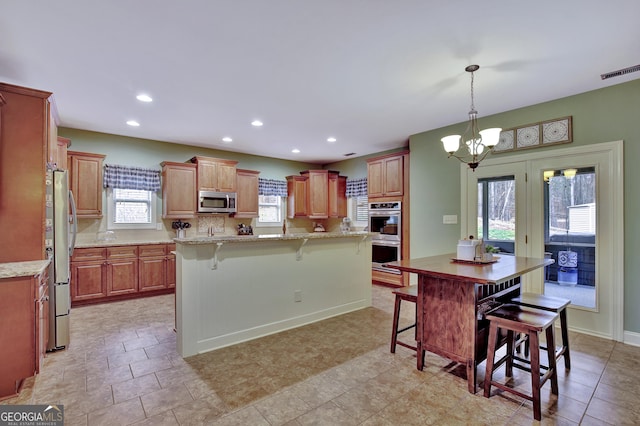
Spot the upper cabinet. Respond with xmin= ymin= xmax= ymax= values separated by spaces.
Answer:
xmin=301 ymin=170 xmax=328 ymax=219
xmin=55 ymin=137 xmax=71 ymax=170
xmin=367 ymin=152 xmax=407 ymax=198
xmin=235 ymin=169 xmax=260 ymax=218
xmin=190 ymin=156 xmax=238 ymax=193
xmin=68 ymin=151 xmax=106 ymax=218
xmin=286 ymin=175 xmax=309 ymax=218
xmin=287 ymin=170 xmax=347 ymax=219
xmin=161 ymin=161 xmax=196 ymax=219
xmin=328 ymin=173 xmax=347 ymax=218
xmin=0 ymin=83 xmax=56 ymax=263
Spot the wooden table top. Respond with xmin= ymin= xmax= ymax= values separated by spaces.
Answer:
xmin=385 ymin=253 xmax=554 ymax=285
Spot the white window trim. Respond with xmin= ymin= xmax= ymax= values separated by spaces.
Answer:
xmin=106 ymin=188 xmax=157 ymax=230
xmin=256 ymin=195 xmax=285 ymax=228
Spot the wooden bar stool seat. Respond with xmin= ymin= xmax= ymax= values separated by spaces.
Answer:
xmin=484 ymin=304 xmax=559 ymax=421
xmin=390 ymin=285 xmax=418 ymax=353
xmin=510 ymin=293 xmax=571 ymax=370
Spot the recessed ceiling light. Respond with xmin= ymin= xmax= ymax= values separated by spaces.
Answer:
xmin=251 ymin=120 xmax=263 ymax=127
xmin=222 ymin=137 xmax=233 ymax=143
xmin=327 ymin=137 xmax=337 ymax=143
xmin=291 ymin=148 xmax=300 ymax=154
xmin=126 ymin=120 xmax=140 ymax=127
xmin=136 ymin=94 xmax=153 ymax=102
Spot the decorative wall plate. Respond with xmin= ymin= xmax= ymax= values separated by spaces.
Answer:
xmin=493 ymin=116 xmax=572 ymax=153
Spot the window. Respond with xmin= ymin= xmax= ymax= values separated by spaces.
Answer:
xmin=477 ymin=176 xmax=515 ymax=242
xmin=107 ymin=188 xmax=156 ymax=229
xmin=257 ymin=195 xmax=283 ymax=227
xmin=348 ymin=196 xmax=369 ymax=227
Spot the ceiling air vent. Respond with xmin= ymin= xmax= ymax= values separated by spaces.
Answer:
xmin=600 ymin=64 xmax=640 ymax=80
xmin=343 ymin=152 xmax=356 ymax=157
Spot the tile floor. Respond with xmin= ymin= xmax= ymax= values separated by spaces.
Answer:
xmin=3 ymin=285 xmax=640 ymax=425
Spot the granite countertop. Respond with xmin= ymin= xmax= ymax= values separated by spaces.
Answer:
xmin=0 ymin=259 xmax=51 ymax=280
xmin=75 ymin=239 xmax=175 ymax=248
xmin=174 ymin=231 xmax=371 ymax=245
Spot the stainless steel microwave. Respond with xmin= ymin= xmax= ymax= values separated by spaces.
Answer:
xmin=198 ymin=191 xmax=237 ymax=213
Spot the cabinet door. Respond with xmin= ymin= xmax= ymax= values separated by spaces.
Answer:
xmin=139 ymin=256 xmax=167 ymax=291
xmin=56 ymin=137 xmax=70 ymax=170
xmin=287 ymin=176 xmax=308 ymax=218
xmin=367 ymin=160 xmax=384 ymax=198
xmin=217 ymin=162 xmax=237 ymax=192
xmin=107 ymin=259 xmax=138 ymax=295
xmin=383 ymin=156 xmax=404 ymax=196
xmin=71 ymin=261 xmax=107 ymax=301
xmin=161 ymin=162 xmax=196 ymax=218
xmin=68 ymin=151 xmax=105 ymax=217
xmin=329 ymin=174 xmax=347 ymax=218
xmin=235 ymin=169 xmax=259 ymax=218
xmin=166 ymin=253 xmax=176 ymax=289
xmin=305 ymin=171 xmax=328 ymax=219
xmin=197 ymin=159 xmax=218 ymax=191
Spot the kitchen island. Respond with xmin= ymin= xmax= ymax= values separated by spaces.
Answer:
xmin=174 ymin=232 xmax=372 ymax=357
xmin=386 ymin=253 xmax=553 ymax=393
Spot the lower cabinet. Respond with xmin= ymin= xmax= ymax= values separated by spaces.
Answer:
xmin=71 ymin=243 xmax=175 ymax=306
xmin=0 ymin=269 xmax=47 ymax=399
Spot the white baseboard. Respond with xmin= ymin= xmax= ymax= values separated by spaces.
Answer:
xmin=623 ymin=330 xmax=640 ymax=347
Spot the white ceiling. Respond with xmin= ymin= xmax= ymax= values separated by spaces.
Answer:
xmin=2 ymin=1 xmax=639 ymax=164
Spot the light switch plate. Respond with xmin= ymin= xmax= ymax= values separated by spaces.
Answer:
xmin=443 ymin=215 xmax=458 ymax=224
xmin=156 ymin=223 xmax=163 ymax=230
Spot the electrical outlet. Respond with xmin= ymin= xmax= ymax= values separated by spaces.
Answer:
xmin=443 ymin=215 xmax=458 ymax=224
xmin=156 ymin=223 xmax=163 ymax=230
xmin=294 ymin=290 xmax=302 ymax=302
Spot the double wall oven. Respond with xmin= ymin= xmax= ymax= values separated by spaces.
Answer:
xmin=369 ymin=201 xmax=401 ymax=274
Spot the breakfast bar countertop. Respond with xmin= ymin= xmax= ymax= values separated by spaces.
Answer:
xmin=174 ymin=231 xmax=370 ymax=245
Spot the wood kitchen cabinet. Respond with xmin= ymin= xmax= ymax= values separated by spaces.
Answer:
xmin=328 ymin=172 xmax=347 ymax=218
xmin=35 ymin=268 xmax=49 ymax=374
xmin=234 ymin=169 xmax=260 ymax=218
xmin=286 ymin=175 xmax=309 ymax=218
xmin=367 ymin=152 xmax=406 ymax=198
xmin=55 ymin=136 xmax=71 ymax=170
xmin=161 ymin=161 xmax=197 ymax=219
xmin=71 ymin=248 xmax=107 ymax=302
xmin=106 ymin=246 xmax=138 ymax=296
xmin=138 ymin=244 xmax=173 ymax=292
xmin=0 ymin=264 xmax=49 ymax=399
xmin=71 ymin=243 xmax=175 ymax=306
xmin=301 ymin=170 xmax=329 ymax=219
xmin=190 ymin=156 xmax=238 ymax=192
xmin=68 ymin=151 xmax=105 ymax=218
xmin=0 ymin=83 xmax=57 ymax=263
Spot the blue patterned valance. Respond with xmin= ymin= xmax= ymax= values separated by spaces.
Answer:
xmin=346 ymin=177 xmax=368 ymax=198
xmin=258 ymin=178 xmax=288 ymax=197
xmin=103 ymin=164 xmax=161 ymax=192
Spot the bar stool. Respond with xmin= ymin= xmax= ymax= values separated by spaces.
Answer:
xmin=390 ymin=285 xmax=418 ymax=353
xmin=510 ymin=293 xmax=571 ymax=370
xmin=484 ymin=304 xmax=559 ymax=421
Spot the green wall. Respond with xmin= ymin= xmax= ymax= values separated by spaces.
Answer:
xmin=408 ymin=78 xmax=640 ymax=334
xmin=59 ymin=128 xmax=319 ymax=179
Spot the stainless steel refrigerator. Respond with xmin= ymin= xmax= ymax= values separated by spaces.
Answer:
xmin=45 ymin=169 xmax=77 ymax=351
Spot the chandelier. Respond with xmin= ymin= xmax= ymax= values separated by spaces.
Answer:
xmin=441 ymin=65 xmax=502 ymax=170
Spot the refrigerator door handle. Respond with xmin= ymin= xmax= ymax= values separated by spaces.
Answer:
xmin=69 ymin=190 xmax=77 ymax=256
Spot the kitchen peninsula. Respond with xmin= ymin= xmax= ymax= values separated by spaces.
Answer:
xmin=174 ymin=231 xmax=371 ymax=357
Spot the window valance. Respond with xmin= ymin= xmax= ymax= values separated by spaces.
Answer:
xmin=103 ymin=164 xmax=161 ymax=192
xmin=346 ymin=177 xmax=368 ymax=198
xmin=258 ymin=178 xmax=288 ymax=197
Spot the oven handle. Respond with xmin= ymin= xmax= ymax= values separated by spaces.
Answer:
xmin=372 ymin=240 xmax=401 ymax=247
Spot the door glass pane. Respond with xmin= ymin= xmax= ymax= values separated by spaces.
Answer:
xmin=477 ymin=176 xmax=515 ymax=253
xmin=543 ymin=167 xmax=596 ymax=308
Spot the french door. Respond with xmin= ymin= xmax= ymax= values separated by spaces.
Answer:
xmin=462 ymin=141 xmax=623 ymax=340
